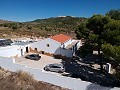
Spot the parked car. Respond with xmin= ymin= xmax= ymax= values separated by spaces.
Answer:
xmin=44 ymin=63 xmax=65 ymax=73
xmin=25 ymin=54 xmax=41 ymax=61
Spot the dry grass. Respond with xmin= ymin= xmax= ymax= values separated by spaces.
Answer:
xmin=0 ymin=67 xmax=69 ymax=90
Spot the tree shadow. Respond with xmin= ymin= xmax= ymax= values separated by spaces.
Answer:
xmin=61 ymin=59 xmax=120 ymax=88
xmin=82 ymin=54 xmax=100 ymax=64
xmin=86 ymin=83 xmax=112 ymax=90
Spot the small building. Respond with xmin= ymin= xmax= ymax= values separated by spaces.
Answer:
xmin=30 ymin=34 xmax=82 ymax=58
xmin=0 ymin=39 xmax=32 ymax=58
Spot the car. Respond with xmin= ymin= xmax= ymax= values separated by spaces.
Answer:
xmin=25 ymin=54 xmax=41 ymax=61
xmin=44 ymin=63 xmax=65 ymax=73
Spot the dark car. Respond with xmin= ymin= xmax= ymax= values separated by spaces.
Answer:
xmin=25 ymin=54 xmax=41 ymax=61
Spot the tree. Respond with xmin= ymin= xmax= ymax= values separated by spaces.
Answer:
xmin=27 ymin=26 xmax=32 ymax=29
xmin=76 ymin=10 xmax=120 ymax=79
xmin=75 ymin=22 xmax=90 ymax=39
xmin=3 ymin=23 xmax=8 ymax=27
xmin=12 ymin=25 xmax=17 ymax=30
xmin=76 ymin=15 xmax=110 ymax=72
xmin=106 ymin=9 xmax=120 ymax=20
xmin=86 ymin=15 xmax=110 ymax=72
xmin=103 ymin=20 xmax=120 ymax=45
xmin=102 ymin=44 xmax=120 ymax=63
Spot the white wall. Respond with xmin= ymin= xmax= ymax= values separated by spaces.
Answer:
xmin=20 ymin=45 xmax=30 ymax=56
xmin=30 ymin=38 xmax=61 ymax=54
xmin=63 ymin=39 xmax=72 ymax=48
xmin=60 ymin=48 xmax=73 ymax=57
xmin=76 ymin=40 xmax=82 ymax=49
xmin=0 ymin=45 xmax=29 ymax=58
xmin=0 ymin=46 xmax=20 ymax=57
xmin=54 ymin=47 xmax=73 ymax=57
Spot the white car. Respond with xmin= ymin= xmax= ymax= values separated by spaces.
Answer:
xmin=44 ymin=63 xmax=65 ymax=73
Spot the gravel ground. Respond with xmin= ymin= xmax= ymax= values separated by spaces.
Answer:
xmin=15 ymin=54 xmax=62 ymax=70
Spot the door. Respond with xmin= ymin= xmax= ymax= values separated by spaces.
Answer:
xmin=26 ymin=46 xmax=28 ymax=53
xmin=21 ymin=49 xmax=23 ymax=56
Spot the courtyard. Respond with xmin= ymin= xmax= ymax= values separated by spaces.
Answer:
xmin=15 ymin=53 xmax=62 ymax=70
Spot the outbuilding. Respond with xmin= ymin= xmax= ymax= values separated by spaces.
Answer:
xmin=0 ymin=39 xmax=31 ymax=58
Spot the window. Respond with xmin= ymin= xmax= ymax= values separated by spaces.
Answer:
xmin=47 ymin=44 xmax=50 ymax=47
xmin=30 ymin=55 xmax=35 ymax=57
xmin=52 ymin=66 xmax=60 ymax=68
xmin=34 ymin=48 xmax=37 ymax=51
xmin=41 ymin=51 xmax=44 ymax=54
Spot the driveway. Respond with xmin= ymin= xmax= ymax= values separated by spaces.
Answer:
xmin=15 ymin=54 xmax=62 ymax=70
xmin=15 ymin=54 xmax=120 ymax=88
xmin=0 ymin=57 xmax=119 ymax=90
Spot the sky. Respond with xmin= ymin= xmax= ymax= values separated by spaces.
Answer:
xmin=0 ymin=0 xmax=120 ymax=22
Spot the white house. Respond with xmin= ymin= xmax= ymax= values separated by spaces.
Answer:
xmin=0 ymin=39 xmax=31 ymax=58
xmin=30 ymin=34 xmax=82 ymax=57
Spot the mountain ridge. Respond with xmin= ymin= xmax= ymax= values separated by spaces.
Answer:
xmin=0 ymin=16 xmax=87 ymax=38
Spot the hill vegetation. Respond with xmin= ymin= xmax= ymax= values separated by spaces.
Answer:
xmin=0 ymin=16 xmax=87 ymax=38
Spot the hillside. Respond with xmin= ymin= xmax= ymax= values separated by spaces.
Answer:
xmin=0 ymin=16 xmax=87 ymax=38
xmin=31 ymin=16 xmax=86 ymax=37
xmin=0 ymin=19 xmax=13 ymax=23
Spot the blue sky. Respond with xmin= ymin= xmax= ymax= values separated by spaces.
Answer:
xmin=0 ymin=0 xmax=120 ymax=22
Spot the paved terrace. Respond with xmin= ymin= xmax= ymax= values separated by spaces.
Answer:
xmin=0 ymin=56 xmax=120 ymax=90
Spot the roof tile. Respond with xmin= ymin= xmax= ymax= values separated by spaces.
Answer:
xmin=51 ymin=34 xmax=71 ymax=43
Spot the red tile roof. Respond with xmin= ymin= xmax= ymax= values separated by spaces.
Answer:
xmin=51 ymin=34 xmax=71 ymax=43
